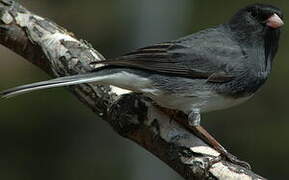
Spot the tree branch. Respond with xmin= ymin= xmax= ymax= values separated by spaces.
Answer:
xmin=0 ymin=1 xmax=266 ymax=179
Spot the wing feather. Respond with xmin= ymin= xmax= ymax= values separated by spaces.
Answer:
xmin=91 ymin=41 xmax=236 ymax=83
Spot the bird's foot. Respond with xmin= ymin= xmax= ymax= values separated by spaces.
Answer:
xmin=207 ymin=151 xmax=251 ymax=170
xmin=222 ymin=151 xmax=251 ymax=169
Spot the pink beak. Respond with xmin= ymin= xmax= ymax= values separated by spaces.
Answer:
xmin=266 ymin=13 xmax=284 ymax=28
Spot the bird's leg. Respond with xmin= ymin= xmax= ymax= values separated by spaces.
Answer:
xmin=188 ymin=109 xmax=251 ymax=169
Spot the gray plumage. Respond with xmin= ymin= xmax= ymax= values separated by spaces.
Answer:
xmin=0 ymin=3 xmax=283 ymax=114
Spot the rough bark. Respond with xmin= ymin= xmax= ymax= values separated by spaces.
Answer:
xmin=0 ymin=1 xmax=266 ymax=179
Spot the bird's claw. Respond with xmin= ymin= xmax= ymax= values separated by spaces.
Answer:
xmin=224 ymin=152 xmax=251 ymax=170
xmin=206 ymin=152 xmax=251 ymax=170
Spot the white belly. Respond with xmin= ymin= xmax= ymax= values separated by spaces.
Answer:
xmin=147 ymin=91 xmax=252 ymax=114
xmin=98 ymin=71 xmax=252 ymax=114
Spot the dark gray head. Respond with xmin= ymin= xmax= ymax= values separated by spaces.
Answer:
xmin=229 ymin=3 xmax=283 ymax=30
xmin=229 ymin=4 xmax=284 ymax=65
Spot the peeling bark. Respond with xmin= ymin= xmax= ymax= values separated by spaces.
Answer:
xmin=0 ymin=1 xmax=266 ymax=180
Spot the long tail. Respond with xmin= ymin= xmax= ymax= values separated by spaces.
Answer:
xmin=0 ymin=72 xmax=108 ymax=99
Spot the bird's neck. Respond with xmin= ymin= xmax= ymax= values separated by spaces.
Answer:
xmin=227 ymin=24 xmax=279 ymax=74
xmin=227 ymin=23 xmax=264 ymax=45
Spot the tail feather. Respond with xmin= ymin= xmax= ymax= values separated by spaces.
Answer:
xmin=0 ymin=72 xmax=104 ymax=99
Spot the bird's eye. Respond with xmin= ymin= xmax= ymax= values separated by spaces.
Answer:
xmin=247 ymin=7 xmax=260 ymax=18
xmin=250 ymin=9 xmax=272 ymax=22
xmin=250 ymin=10 xmax=258 ymax=18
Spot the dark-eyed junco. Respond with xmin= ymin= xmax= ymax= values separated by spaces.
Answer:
xmin=1 ymin=3 xmax=283 ymax=168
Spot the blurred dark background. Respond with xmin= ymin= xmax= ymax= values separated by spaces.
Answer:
xmin=0 ymin=0 xmax=288 ymax=179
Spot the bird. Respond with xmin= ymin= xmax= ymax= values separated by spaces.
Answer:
xmin=0 ymin=3 xmax=284 ymax=168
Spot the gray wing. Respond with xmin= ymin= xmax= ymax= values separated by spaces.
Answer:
xmin=0 ymin=27 xmax=245 ymax=99
xmin=92 ymin=28 xmax=244 ymax=83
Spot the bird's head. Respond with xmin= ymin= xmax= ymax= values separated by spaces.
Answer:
xmin=229 ymin=3 xmax=284 ymax=31
xmin=229 ymin=4 xmax=283 ymax=66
